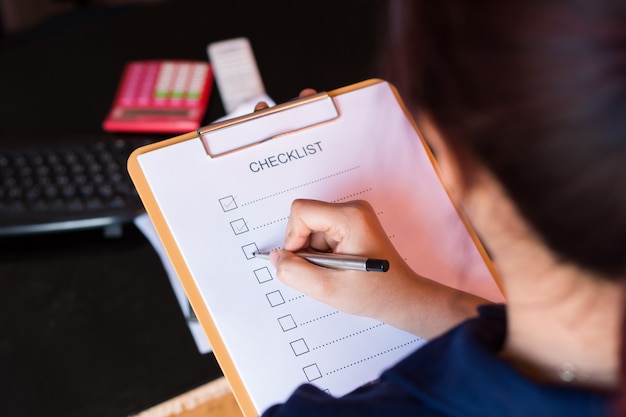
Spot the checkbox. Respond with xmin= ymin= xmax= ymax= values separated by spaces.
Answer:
xmin=219 ymin=196 xmax=238 ymax=212
xmin=230 ymin=218 xmax=249 ymax=235
xmin=290 ymin=339 xmax=310 ymax=356
xmin=254 ymin=267 xmax=273 ymax=284
xmin=278 ymin=315 xmax=297 ymax=331
xmin=303 ymin=364 xmax=322 ymax=382
xmin=266 ymin=290 xmax=285 ymax=307
xmin=242 ymin=243 xmax=258 ymax=260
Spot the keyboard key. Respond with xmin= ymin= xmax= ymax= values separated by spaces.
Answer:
xmin=0 ymin=135 xmax=155 ymax=236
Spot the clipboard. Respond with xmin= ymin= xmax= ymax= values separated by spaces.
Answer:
xmin=128 ymin=79 xmax=504 ymax=417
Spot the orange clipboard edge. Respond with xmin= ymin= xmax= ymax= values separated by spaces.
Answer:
xmin=128 ymin=132 xmax=259 ymax=417
xmin=127 ymin=78 xmax=504 ymax=417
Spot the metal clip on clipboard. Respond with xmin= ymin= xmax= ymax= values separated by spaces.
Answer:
xmin=197 ymin=92 xmax=339 ymax=157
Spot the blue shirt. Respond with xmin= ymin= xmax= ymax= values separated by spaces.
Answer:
xmin=262 ymin=304 xmax=614 ymax=417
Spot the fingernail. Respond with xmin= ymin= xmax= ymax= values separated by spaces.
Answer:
xmin=254 ymin=101 xmax=269 ymax=111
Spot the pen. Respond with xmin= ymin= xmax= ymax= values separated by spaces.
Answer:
xmin=253 ymin=250 xmax=389 ymax=272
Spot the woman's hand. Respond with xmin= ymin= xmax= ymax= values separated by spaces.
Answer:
xmin=270 ymin=199 xmax=489 ymax=339
xmin=270 ymin=199 xmax=414 ymax=317
xmin=254 ymin=88 xmax=318 ymax=111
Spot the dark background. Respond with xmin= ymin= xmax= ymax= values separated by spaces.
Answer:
xmin=0 ymin=1 xmax=387 ymax=416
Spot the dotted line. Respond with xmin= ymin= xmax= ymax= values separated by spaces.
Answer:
xmin=252 ymin=216 xmax=289 ymax=230
xmin=312 ymin=323 xmax=385 ymax=350
xmin=325 ymin=339 xmax=421 ymax=375
xmin=299 ymin=311 xmax=340 ymax=326
xmin=241 ymin=166 xmax=360 ymax=206
xmin=331 ymin=188 xmax=372 ymax=203
xmin=288 ymin=294 xmax=306 ymax=302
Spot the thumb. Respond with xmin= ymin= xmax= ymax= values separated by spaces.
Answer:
xmin=270 ymin=249 xmax=337 ymax=297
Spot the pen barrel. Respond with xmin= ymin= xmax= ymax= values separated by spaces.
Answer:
xmin=305 ymin=255 xmax=368 ymax=271
xmin=297 ymin=252 xmax=389 ymax=272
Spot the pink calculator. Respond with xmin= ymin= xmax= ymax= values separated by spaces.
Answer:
xmin=103 ymin=60 xmax=213 ymax=134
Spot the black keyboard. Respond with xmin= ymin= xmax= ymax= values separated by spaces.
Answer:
xmin=0 ymin=136 xmax=155 ymax=237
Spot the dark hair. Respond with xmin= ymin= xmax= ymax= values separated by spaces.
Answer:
xmin=385 ymin=0 xmax=626 ymax=278
xmin=384 ymin=0 xmax=626 ymax=412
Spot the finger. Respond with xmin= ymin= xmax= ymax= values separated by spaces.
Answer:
xmin=299 ymin=88 xmax=317 ymax=98
xmin=309 ymin=231 xmax=337 ymax=253
xmin=254 ymin=101 xmax=269 ymax=111
xmin=271 ymin=248 xmax=390 ymax=318
xmin=284 ymin=199 xmax=383 ymax=254
xmin=283 ymin=199 xmax=346 ymax=251
xmin=271 ymin=249 xmax=340 ymax=298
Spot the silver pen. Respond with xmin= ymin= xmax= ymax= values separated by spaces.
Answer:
xmin=253 ymin=250 xmax=389 ymax=272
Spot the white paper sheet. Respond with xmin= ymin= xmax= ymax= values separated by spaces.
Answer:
xmin=133 ymin=95 xmax=277 ymax=355
xmin=134 ymin=81 xmax=503 ymax=414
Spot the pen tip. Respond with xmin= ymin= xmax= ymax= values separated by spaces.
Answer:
xmin=253 ymin=251 xmax=271 ymax=259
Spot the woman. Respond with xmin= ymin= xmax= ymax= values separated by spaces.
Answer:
xmin=262 ymin=0 xmax=624 ymax=415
